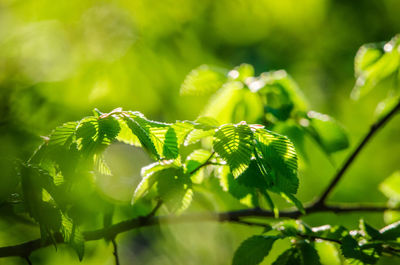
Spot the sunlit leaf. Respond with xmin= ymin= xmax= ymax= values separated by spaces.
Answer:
xmin=228 ymin=63 xmax=254 ymax=82
xmin=157 ymin=168 xmax=193 ymax=213
xmin=213 ymin=124 xmax=254 ymax=178
xmin=61 ymin=213 xmax=85 ymax=261
xmin=254 ymin=128 xmax=298 ymax=195
xmin=180 ymin=65 xmax=227 ymax=96
xmin=380 ymin=171 xmax=400 ymax=201
xmin=352 ymin=35 xmax=400 ymax=99
xmin=305 ymin=111 xmax=349 ymax=154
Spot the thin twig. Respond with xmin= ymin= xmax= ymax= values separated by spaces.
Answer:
xmin=111 ymin=238 xmax=120 ymax=265
xmin=0 ymin=204 xmax=398 ymax=258
xmin=147 ymin=200 xmax=163 ymax=218
xmin=25 ymin=257 xmax=33 ymax=265
xmin=188 ymin=152 xmax=215 ymax=175
xmin=315 ymin=99 xmax=400 ymax=205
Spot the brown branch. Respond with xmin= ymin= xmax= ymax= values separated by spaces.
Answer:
xmin=315 ymin=99 xmax=400 ymax=205
xmin=1 ymin=204 xmax=398 ymax=259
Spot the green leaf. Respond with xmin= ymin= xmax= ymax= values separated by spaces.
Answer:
xmin=374 ymin=95 xmax=400 ymax=122
xmin=157 ymin=168 xmax=193 ymax=213
xmin=279 ymin=192 xmax=305 ymax=214
xmin=305 ymin=111 xmax=349 ymax=154
xmin=184 ymin=116 xmax=219 ymax=145
xmin=272 ymin=249 xmax=297 ymax=265
xmin=380 ymin=171 xmax=400 ymax=201
xmin=254 ymin=128 xmax=298 ymax=195
xmin=48 ymin=121 xmax=78 ymax=147
xmin=122 ymin=116 xmax=159 ymax=159
xmin=232 ymin=235 xmax=278 ymax=265
xmin=352 ymin=35 xmax=400 ymax=99
xmin=98 ymin=115 xmax=121 ymax=142
xmin=185 ymin=149 xmax=212 ymax=173
xmin=236 ymin=159 xmax=269 ymax=189
xmin=272 ymin=241 xmax=321 ymax=265
xmin=311 ymin=225 xmax=348 ymax=240
xmin=132 ymin=112 xmax=180 ymax=159
xmin=340 ymin=235 xmax=379 ymax=264
xmin=194 ymin=116 xmax=220 ymax=129
xmin=257 ymin=70 xmax=308 ymax=113
xmin=359 ymin=219 xmax=381 ymax=240
xmin=132 ymin=162 xmax=176 ymax=204
xmin=61 ymin=213 xmax=85 ymax=261
xmin=203 ymin=81 xmax=261 ymax=124
xmin=219 ymin=165 xmax=258 ymax=208
xmin=180 ymin=65 xmax=227 ymax=96
xmin=229 ymin=63 xmax=254 ymax=82
xmin=75 ymin=117 xmax=99 ymax=154
xmin=116 ymin=116 xmax=142 ymax=146
xmin=273 ymin=122 xmax=307 ymax=160
xmin=171 ymin=121 xmax=195 ymax=147
xmin=315 ymin=242 xmax=341 ymax=265
xmin=94 ymin=154 xmax=112 ymax=176
xmin=274 ymin=220 xmax=312 ymax=237
xmin=213 ymin=124 xmax=254 ymax=178
xmin=297 ymin=241 xmax=322 ymax=265
xmin=120 ymin=112 xmax=183 ymax=160
xmin=379 ymin=220 xmax=400 ymax=240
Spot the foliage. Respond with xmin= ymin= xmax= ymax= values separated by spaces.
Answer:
xmin=1 ymin=33 xmax=400 ymax=265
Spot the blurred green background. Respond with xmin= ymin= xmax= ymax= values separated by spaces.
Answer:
xmin=1 ymin=0 xmax=400 ymax=264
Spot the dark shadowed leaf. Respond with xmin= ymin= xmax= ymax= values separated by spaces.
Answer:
xmin=232 ymin=235 xmax=278 ymax=265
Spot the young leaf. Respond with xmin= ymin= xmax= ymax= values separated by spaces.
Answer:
xmin=258 ymin=70 xmax=308 ymax=112
xmin=359 ymin=219 xmax=381 ymax=240
xmin=236 ymin=159 xmax=269 ymax=189
xmin=379 ymin=220 xmax=400 ymax=240
xmin=219 ymin=165 xmax=258 ymax=208
xmin=184 ymin=117 xmax=218 ymax=145
xmin=120 ymin=112 xmax=183 ymax=160
xmin=272 ymin=249 xmax=296 ymax=265
xmin=274 ymin=220 xmax=312 ymax=237
xmin=352 ymin=35 xmax=400 ymax=99
xmin=213 ymin=124 xmax=254 ymax=178
xmin=180 ymin=65 xmax=227 ymax=96
xmin=254 ymin=128 xmax=298 ymax=195
xmin=156 ymin=168 xmax=193 ymax=213
xmin=132 ymin=162 xmax=176 ymax=204
xmin=340 ymin=235 xmax=378 ymax=264
xmin=305 ymin=111 xmax=349 ymax=154
xmin=185 ymin=149 xmax=212 ymax=174
xmin=122 ymin=116 xmax=159 ymax=159
xmin=272 ymin=242 xmax=322 ymax=265
xmin=311 ymin=225 xmax=348 ymax=240
xmin=61 ymin=214 xmax=85 ymax=261
xmin=75 ymin=117 xmax=99 ymax=154
xmin=98 ymin=115 xmax=121 ymax=142
xmin=297 ymin=241 xmax=322 ymax=265
xmin=379 ymin=171 xmax=400 ymax=201
xmin=48 ymin=121 xmax=78 ymax=147
xmin=232 ymin=235 xmax=278 ymax=265
xmin=228 ymin=63 xmax=254 ymax=82
xmin=202 ymin=81 xmax=246 ymax=124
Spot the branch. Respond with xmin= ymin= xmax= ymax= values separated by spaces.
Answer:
xmin=1 ymin=204 xmax=398 ymax=258
xmin=188 ymin=152 xmax=215 ymax=175
xmin=111 ymin=238 xmax=120 ymax=265
xmin=316 ymin=99 xmax=400 ymax=205
xmin=25 ymin=257 xmax=32 ymax=265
